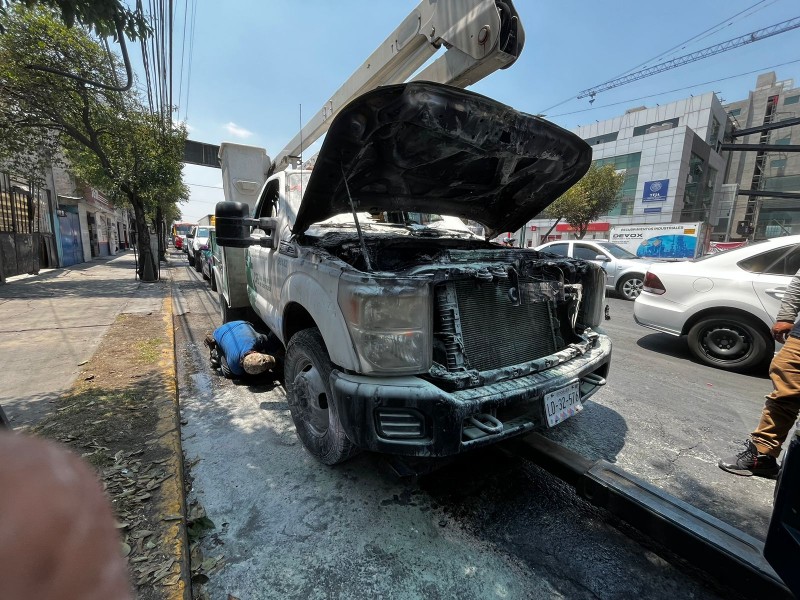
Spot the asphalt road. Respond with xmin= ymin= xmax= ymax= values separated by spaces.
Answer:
xmin=171 ymin=252 xmax=776 ymax=600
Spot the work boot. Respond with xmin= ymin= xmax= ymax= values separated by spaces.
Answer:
xmin=203 ymin=333 xmax=216 ymax=351
xmin=718 ymin=440 xmax=779 ymax=478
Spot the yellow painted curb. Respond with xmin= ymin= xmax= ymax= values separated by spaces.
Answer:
xmin=154 ymin=294 xmax=191 ymax=600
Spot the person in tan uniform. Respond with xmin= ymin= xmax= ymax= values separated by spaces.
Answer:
xmin=719 ymin=268 xmax=800 ymax=478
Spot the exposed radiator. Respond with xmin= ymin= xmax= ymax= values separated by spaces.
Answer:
xmin=436 ymin=278 xmax=562 ymax=372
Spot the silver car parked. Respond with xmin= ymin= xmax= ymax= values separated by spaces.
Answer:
xmin=536 ymin=239 xmax=653 ymax=300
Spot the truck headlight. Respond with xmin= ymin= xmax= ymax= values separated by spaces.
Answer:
xmin=338 ymin=277 xmax=432 ymax=375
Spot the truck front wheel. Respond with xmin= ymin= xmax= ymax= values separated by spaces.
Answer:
xmin=285 ymin=328 xmax=357 ymax=465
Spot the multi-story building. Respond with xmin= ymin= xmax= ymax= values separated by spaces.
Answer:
xmin=723 ymin=71 xmax=800 ymax=240
xmin=521 ymin=92 xmax=729 ymax=247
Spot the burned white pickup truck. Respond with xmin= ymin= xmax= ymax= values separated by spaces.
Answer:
xmin=216 ymin=82 xmax=611 ymax=464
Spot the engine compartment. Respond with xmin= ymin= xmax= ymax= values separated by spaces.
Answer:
xmin=301 ymin=231 xmax=606 ymax=391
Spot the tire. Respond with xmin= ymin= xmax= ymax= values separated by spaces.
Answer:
xmin=210 ymin=271 xmax=217 ymax=292
xmin=285 ymin=328 xmax=357 ymax=465
xmin=187 ymin=252 xmax=194 ymax=267
xmin=617 ymin=273 xmax=644 ymax=301
xmin=687 ymin=315 xmax=772 ymax=372
xmin=218 ymin=289 xmax=248 ymax=324
xmin=194 ymin=252 xmax=203 ymax=272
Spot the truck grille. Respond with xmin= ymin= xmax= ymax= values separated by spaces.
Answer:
xmin=436 ymin=279 xmax=562 ymax=372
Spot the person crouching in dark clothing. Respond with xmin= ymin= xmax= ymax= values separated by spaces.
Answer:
xmin=204 ymin=320 xmax=279 ymax=378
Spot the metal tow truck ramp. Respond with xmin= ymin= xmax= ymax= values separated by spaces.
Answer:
xmin=503 ymin=433 xmax=795 ymax=599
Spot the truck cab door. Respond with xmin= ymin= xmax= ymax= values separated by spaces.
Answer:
xmin=764 ymin=425 xmax=800 ymax=597
xmin=248 ymin=177 xmax=282 ymax=328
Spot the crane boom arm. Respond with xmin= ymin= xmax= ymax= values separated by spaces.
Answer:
xmin=272 ymin=0 xmax=524 ymax=170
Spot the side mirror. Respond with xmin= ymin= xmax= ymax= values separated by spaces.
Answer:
xmin=215 ymin=202 xmax=279 ymax=249
xmin=594 ymin=254 xmax=611 ymax=262
xmin=215 ymin=201 xmax=252 ymax=248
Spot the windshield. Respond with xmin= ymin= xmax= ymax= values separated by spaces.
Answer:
xmin=174 ymin=224 xmax=192 ymax=235
xmin=312 ymin=210 xmax=475 ymax=237
xmin=287 ymin=172 xmax=313 ymax=209
xmin=595 ymin=241 xmax=638 ymax=259
xmin=197 ymin=227 xmax=210 ymax=237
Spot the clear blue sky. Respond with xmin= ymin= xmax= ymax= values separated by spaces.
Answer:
xmin=151 ymin=0 xmax=800 ymax=223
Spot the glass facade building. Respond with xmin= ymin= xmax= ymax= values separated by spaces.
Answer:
xmin=523 ymin=93 xmax=729 ymax=246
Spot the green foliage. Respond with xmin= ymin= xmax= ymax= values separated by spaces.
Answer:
xmin=0 ymin=0 xmax=150 ymax=40
xmin=543 ymin=164 xmax=625 ymax=239
xmin=0 ymin=6 xmax=186 ymax=280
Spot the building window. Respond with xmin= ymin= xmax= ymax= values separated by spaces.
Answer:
xmin=632 ymin=117 xmax=680 ymax=137
xmin=727 ymin=108 xmax=742 ymax=117
xmin=584 ymin=132 xmax=619 ymax=146
xmin=681 ymin=152 xmax=707 ymax=221
xmin=594 ymin=152 xmax=641 ymax=217
xmin=771 ymin=158 xmax=788 ymax=170
xmin=784 ymin=94 xmax=800 ymax=105
xmin=775 ymin=135 xmax=792 ymax=146
xmin=708 ymin=117 xmax=721 ymax=145
xmin=702 ymin=166 xmax=717 ymax=209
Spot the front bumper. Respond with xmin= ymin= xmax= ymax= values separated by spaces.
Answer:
xmin=330 ymin=335 xmax=612 ymax=457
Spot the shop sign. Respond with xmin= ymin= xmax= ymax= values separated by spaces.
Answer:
xmin=642 ymin=179 xmax=669 ymax=202
xmin=555 ymin=222 xmax=610 ymax=233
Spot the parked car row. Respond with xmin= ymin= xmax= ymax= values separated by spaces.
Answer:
xmin=180 ymin=225 xmax=218 ymax=290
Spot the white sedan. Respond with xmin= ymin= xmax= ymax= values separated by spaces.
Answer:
xmin=634 ymin=235 xmax=800 ymax=372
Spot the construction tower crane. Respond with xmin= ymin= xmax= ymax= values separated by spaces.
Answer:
xmin=577 ymin=16 xmax=800 ymax=101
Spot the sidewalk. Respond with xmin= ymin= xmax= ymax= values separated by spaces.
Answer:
xmin=0 ymin=251 xmax=165 ymax=427
xmin=0 ymin=252 xmax=189 ymax=600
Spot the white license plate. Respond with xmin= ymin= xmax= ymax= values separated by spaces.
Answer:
xmin=544 ymin=381 xmax=583 ymax=428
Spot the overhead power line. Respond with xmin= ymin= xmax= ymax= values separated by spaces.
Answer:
xmin=607 ymin=0 xmax=772 ymax=82
xmin=537 ymin=0 xmax=778 ymax=115
xmin=547 ymin=58 xmax=800 ymax=119
xmin=577 ymin=16 xmax=800 ymax=100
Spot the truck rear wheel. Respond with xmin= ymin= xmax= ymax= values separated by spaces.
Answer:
xmin=218 ymin=290 xmax=248 ymax=324
xmin=285 ymin=328 xmax=357 ymax=465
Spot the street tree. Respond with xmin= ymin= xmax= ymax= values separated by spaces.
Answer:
xmin=0 ymin=0 xmax=149 ymax=39
xmin=0 ymin=6 xmax=186 ymax=280
xmin=543 ymin=163 xmax=624 ymax=239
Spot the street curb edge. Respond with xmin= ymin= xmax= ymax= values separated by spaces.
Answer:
xmin=156 ymin=294 xmax=191 ymax=600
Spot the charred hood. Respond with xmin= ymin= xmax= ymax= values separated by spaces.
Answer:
xmin=293 ymin=82 xmax=591 ymax=237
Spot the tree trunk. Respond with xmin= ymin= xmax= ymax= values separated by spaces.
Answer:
xmin=131 ymin=199 xmax=157 ymax=281
xmin=155 ymin=205 xmax=166 ymax=262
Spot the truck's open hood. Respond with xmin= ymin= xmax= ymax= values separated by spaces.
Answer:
xmin=293 ymin=82 xmax=591 ymax=238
